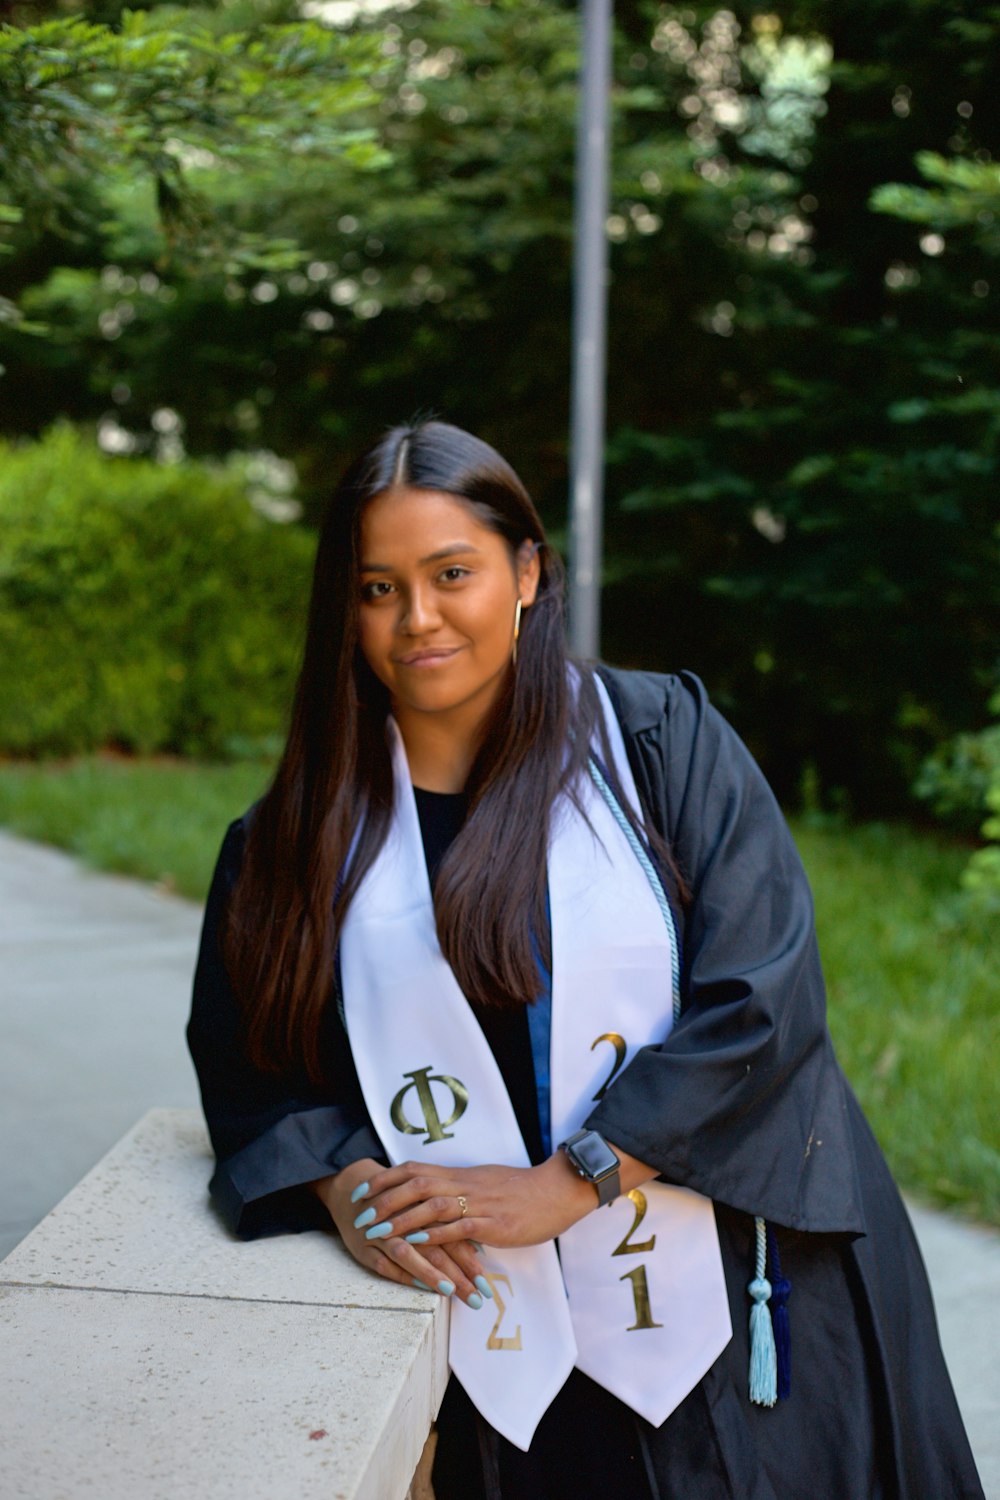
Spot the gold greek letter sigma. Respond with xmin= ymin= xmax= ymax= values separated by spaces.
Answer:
xmin=484 ymin=1273 xmax=523 ymax=1351
xmin=620 ymin=1265 xmax=663 ymax=1332
xmin=590 ymin=1032 xmax=627 ymax=1101
xmin=611 ymin=1189 xmax=657 ymax=1256
xmin=389 ymin=1066 xmax=469 ymax=1144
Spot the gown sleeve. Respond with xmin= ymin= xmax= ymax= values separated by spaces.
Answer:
xmin=586 ymin=669 xmax=865 ymax=1235
xmin=186 ymin=817 xmax=388 ymax=1239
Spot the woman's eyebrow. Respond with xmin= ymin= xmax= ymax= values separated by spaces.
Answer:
xmin=359 ymin=543 xmax=483 ymax=572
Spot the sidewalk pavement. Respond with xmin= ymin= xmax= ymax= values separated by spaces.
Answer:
xmin=1 ymin=827 xmax=997 ymax=1496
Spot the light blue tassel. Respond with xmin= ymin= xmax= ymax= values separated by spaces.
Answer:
xmin=591 ymin=750 xmax=781 ymax=1411
xmin=748 ymin=1217 xmax=777 ymax=1406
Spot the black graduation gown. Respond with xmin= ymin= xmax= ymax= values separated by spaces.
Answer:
xmin=186 ymin=667 xmax=985 ymax=1500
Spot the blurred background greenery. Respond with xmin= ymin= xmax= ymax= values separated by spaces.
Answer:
xmin=1 ymin=0 xmax=997 ymax=1218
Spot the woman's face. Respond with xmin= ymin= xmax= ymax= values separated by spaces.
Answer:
xmin=357 ymin=486 xmax=540 ymax=728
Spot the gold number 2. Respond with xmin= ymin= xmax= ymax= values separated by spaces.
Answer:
xmin=588 ymin=1030 xmax=663 ymax=1333
xmin=590 ymin=1032 xmax=627 ymax=1101
xmin=611 ymin=1189 xmax=657 ymax=1256
xmin=619 ymin=1266 xmax=664 ymax=1331
xmin=484 ymin=1273 xmax=523 ymax=1351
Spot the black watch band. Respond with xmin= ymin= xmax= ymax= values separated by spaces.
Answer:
xmin=559 ymin=1128 xmax=621 ymax=1207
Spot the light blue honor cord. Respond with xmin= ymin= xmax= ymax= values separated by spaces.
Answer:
xmin=340 ymin=757 xmax=779 ymax=1404
xmin=336 ymin=763 xmax=682 ymax=1128
xmin=334 ymin=762 xmax=680 ymax=1146
xmin=586 ymin=757 xmax=779 ymax=1407
xmin=585 ymin=754 xmax=682 ymax=1026
xmin=527 ymin=757 xmax=683 ymax=1158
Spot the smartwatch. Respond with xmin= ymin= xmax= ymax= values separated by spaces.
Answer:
xmin=559 ymin=1129 xmax=621 ymax=1207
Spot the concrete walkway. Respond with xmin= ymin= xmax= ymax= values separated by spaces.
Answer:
xmin=0 ymin=830 xmax=201 ymax=1259
xmin=1 ymin=827 xmax=997 ymax=1496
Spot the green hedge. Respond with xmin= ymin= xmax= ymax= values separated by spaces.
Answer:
xmin=0 ymin=425 xmax=316 ymax=757
xmin=913 ymin=722 xmax=1000 ymax=833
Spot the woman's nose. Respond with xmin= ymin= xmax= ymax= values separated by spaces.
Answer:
xmin=400 ymin=584 xmax=440 ymax=634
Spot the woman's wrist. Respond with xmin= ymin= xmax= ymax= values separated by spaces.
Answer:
xmin=546 ymin=1138 xmax=660 ymax=1222
xmin=539 ymin=1148 xmax=606 ymax=1226
xmin=308 ymin=1158 xmax=382 ymax=1214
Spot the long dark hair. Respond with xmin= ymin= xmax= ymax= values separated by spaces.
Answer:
xmin=225 ymin=420 xmax=654 ymax=1083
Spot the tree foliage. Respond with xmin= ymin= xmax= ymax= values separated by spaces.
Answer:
xmin=1 ymin=0 xmax=998 ymax=810
xmin=0 ymin=3 xmax=388 ymax=330
xmin=602 ymin=0 xmax=1000 ymax=808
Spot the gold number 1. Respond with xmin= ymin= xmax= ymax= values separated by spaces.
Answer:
xmin=619 ymin=1265 xmax=663 ymax=1331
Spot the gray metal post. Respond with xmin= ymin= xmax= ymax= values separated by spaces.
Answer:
xmin=568 ymin=0 xmax=612 ymax=659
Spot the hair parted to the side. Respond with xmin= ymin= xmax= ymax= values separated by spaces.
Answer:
xmin=223 ymin=419 xmax=675 ymax=1085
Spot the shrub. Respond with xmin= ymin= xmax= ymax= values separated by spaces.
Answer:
xmin=0 ymin=424 xmax=316 ymax=757
xmin=960 ymin=691 xmax=1000 ymax=912
xmin=912 ymin=721 xmax=1000 ymax=833
xmin=962 ymin=780 xmax=1000 ymax=911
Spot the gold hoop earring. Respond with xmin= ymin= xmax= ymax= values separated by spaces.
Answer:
xmin=512 ymin=598 xmax=523 ymax=666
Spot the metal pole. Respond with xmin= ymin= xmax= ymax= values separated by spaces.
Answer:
xmin=568 ymin=0 xmax=612 ymax=659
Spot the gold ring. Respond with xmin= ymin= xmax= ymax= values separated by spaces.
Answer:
xmin=457 ymin=1195 xmax=469 ymax=1218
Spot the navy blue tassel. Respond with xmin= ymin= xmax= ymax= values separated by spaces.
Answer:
xmin=767 ymin=1223 xmax=792 ymax=1400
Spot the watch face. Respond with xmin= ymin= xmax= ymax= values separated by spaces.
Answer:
xmin=571 ymin=1132 xmax=619 ymax=1180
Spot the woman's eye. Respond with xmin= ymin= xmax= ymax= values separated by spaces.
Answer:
xmin=361 ymin=580 xmax=394 ymax=601
xmin=439 ymin=566 xmax=470 ymax=583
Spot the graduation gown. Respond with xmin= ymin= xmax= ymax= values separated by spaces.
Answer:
xmin=187 ymin=667 xmax=984 ymax=1500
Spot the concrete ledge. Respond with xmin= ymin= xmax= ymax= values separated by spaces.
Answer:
xmin=0 ymin=1108 xmax=450 ymax=1500
xmin=2 ymin=1108 xmax=996 ymax=1497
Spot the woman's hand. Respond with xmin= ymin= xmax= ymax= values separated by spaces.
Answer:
xmin=356 ymin=1151 xmax=602 ymax=1251
xmin=309 ymin=1158 xmax=491 ymax=1311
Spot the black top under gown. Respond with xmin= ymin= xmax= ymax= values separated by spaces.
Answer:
xmin=411 ymin=786 xmax=655 ymax=1500
xmin=187 ymin=667 xmax=984 ymax=1500
xmin=412 ymin=788 xmax=545 ymax=1169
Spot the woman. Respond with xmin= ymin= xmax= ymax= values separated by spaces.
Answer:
xmin=188 ymin=420 xmax=983 ymax=1500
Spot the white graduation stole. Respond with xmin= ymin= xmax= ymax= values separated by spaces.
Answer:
xmin=340 ymin=677 xmax=732 ymax=1450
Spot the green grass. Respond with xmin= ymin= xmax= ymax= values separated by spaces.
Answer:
xmin=797 ymin=819 xmax=999 ymax=1226
xmin=1 ymin=759 xmax=996 ymax=1224
xmin=0 ymin=755 xmax=272 ymax=899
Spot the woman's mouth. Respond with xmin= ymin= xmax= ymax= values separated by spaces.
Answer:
xmin=395 ymin=647 xmax=462 ymax=668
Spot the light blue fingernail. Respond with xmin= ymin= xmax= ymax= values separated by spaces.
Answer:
xmin=350 ymin=1182 xmax=369 ymax=1204
xmin=466 ymin=1293 xmax=483 ymax=1310
xmin=474 ymin=1276 xmax=493 ymax=1300
xmin=353 ymin=1206 xmax=376 ymax=1229
xmin=405 ymin=1231 xmax=429 ymax=1244
xmin=437 ymin=1280 xmax=455 ymax=1297
xmin=365 ymin=1221 xmax=393 ymax=1241
xmin=413 ymin=1279 xmax=433 ymax=1292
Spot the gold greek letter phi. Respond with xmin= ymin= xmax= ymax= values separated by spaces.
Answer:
xmin=389 ymin=1066 xmax=469 ymax=1144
